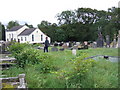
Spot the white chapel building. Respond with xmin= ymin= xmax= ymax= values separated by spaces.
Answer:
xmin=6 ymin=25 xmax=51 ymax=44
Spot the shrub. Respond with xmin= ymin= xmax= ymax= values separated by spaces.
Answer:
xmin=14 ymin=48 xmax=50 ymax=68
xmin=8 ymin=42 xmax=31 ymax=55
xmin=50 ymin=53 xmax=96 ymax=88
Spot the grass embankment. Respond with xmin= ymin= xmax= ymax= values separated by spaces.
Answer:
xmin=2 ymin=43 xmax=119 ymax=88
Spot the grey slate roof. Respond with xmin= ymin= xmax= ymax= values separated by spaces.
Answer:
xmin=18 ymin=28 xmax=36 ymax=36
xmin=8 ymin=25 xmax=24 ymax=31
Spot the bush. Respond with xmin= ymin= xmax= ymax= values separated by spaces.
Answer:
xmin=50 ymin=53 xmax=95 ymax=88
xmin=8 ymin=42 xmax=31 ymax=55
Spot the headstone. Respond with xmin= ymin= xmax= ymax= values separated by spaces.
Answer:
xmin=96 ymin=27 xmax=104 ymax=47
xmin=106 ymin=35 xmax=110 ymax=48
xmin=118 ymin=30 xmax=120 ymax=48
xmin=62 ymin=43 xmax=68 ymax=49
xmin=54 ymin=43 xmax=58 ymax=46
xmin=59 ymin=42 xmax=64 ymax=46
xmin=59 ymin=48 xmax=64 ymax=51
xmin=72 ymin=49 xmax=76 ymax=56
xmin=0 ymin=41 xmax=5 ymax=54
xmin=83 ymin=41 xmax=88 ymax=49
xmin=113 ymin=34 xmax=117 ymax=48
xmin=68 ymin=42 xmax=73 ymax=47
xmin=76 ymin=42 xmax=80 ymax=46
xmin=73 ymin=45 xmax=78 ymax=50
xmin=51 ymin=47 xmax=58 ymax=52
xmin=91 ymin=42 xmax=97 ymax=48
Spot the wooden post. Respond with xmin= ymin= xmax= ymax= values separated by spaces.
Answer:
xmin=18 ymin=74 xmax=26 ymax=88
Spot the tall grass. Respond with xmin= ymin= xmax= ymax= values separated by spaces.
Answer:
xmin=3 ymin=45 xmax=119 ymax=88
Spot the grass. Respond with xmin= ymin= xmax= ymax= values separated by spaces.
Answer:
xmin=77 ymin=48 xmax=118 ymax=57
xmin=2 ymin=48 xmax=119 ymax=88
xmin=80 ymin=59 xmax=119 ymax=88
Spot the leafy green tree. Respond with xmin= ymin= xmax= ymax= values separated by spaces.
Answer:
xmin=1 ymin=25 xmax=5 ymax=41
xmin=25 ymin=23 xmax=34 ymax=28
xmin=7 ymin=20 xmax=19 ymax=29
xmin=57 ymin=10 xmax=77 ymax=25
xmin=0 ymin=22 xmax=6 ymax=41
xmin=0 ymin=22 xmax=2 ymax=40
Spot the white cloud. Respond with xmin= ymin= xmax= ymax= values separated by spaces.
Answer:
xmin=0 ymin=0 xmax=119 ymax=27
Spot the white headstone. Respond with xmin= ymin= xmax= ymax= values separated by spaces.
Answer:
xmin=72 ymin=49 xmax=76 ymax=56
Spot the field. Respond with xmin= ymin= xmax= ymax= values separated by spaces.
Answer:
xmin=2 ymin=43 xmax=119 ymax=88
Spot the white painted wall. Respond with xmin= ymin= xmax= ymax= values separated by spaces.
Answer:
xmin=6 ymin=26 xmax=29 ymax=42
xmin=18 ymin=28 xmax=51 ymax=44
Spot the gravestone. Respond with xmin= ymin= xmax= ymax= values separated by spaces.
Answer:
xmin=76 ymin=42 xmax=80 ymax=46
xmin=106 ymin=35 xmax=110 ymax=48
xmin=113 ymin=34 xmax=117 ymax=48
xmin=62 ymin=43 xmax=68 ymax=49
xmin=59 ymin=42 xmax=64 ymax=46
xmin=73 ymin=45 xmax=78 ymax=50
xmin=72 ymin=45 xmax=77 ymax=55
xmin=68 ymin=42 xmax=73 ymax=47
xmin=83 ymin=41 xmax=88 ymax=49
xmin=59 ymin=48 xmax=64 ymax=51
xmin=72 ymin=49 xmax=76 ymax=56
xmin=51 ymin=47 xmax=58 ymax=52
xmin=0 ymin=41 xmax=5 ymax=54
xmin=96 ymin=27 xmax=104 ymax=47
xmin=118 ymin=30 xmax=120 ymax=48
xmin=92 ymin=42 xmax=97 ymax=48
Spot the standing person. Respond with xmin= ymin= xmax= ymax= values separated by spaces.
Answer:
xmin=44 ymin=37 xmax=49 ymax=52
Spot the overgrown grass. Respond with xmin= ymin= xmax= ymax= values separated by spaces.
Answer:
xmin=80 ymin=59 xmax=118 ymax=88
xmin=2 ymin=45 xmax=119 ymax=88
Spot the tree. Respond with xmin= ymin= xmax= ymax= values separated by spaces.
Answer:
xmin=0 ymin=22 xmax=2 ymax=40
xmin=1 ymin=25 xmax=5 ymax=41
xmin=57 ymin=10 xmax=77 ymax=25
xmin=7 ymin=21 xmax=19 ymax=29
xmin=25 ymin=23 xmax=34 ymax=28
xmin=0 ymin=22 xmax=6 ymax=41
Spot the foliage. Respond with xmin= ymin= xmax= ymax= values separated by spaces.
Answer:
xmin=7 ymin=20 xmax=19 ymax=29
xmin=50 ymin=53 xmax=95 ymax=88
xmin=3 ymin=48 xmax=118 ymax=88
xmin=8 ymin=42 xmax=31 ymax=55
xmin=0 ymin=22 xmax=5 ymax=41
xmin=2 ymin=83 xmax=14 ymax=88
xmin=37 ymin=7 xmax=119 ymax=42
xmin=80 ymin=59 xmax=119 ymax=88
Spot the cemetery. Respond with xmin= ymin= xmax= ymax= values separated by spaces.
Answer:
xmin=0 ymin=36 xmax=119 ymax=88
xmin=0 ymin=6 xmax=119 ymax=89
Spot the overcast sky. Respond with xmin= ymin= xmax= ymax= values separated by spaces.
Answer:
xmin=0 ymin=0 xmax=119 ymax=27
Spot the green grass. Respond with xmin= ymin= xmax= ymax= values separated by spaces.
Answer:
xmin=77 ymin=48 xmax=118 ymax=57
xmin=80 ymin=59 xmax=118 ymax=88
xmin=2 ymin=48 xmax=119 ymax=88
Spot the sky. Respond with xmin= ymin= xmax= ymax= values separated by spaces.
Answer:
xmin=0 ymin=0 xmax=119 ymax=27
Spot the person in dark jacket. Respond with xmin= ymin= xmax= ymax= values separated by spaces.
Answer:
xmin=44 ymin=37 xmax=49 ymax=52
